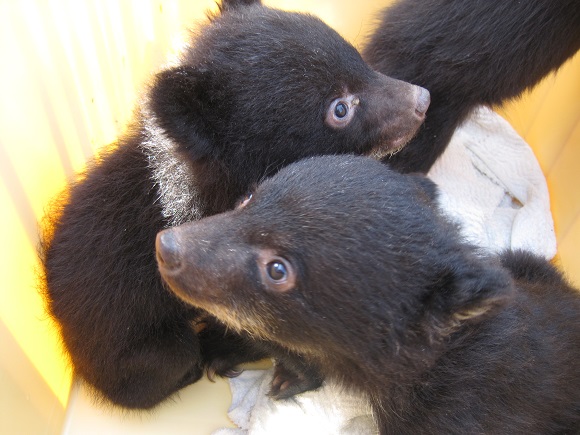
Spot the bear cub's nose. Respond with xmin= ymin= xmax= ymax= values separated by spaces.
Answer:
xmin=156 ymin=230 xmax=181 ymax=270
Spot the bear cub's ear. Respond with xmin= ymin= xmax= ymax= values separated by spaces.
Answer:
xmin=424 ymin=254 xmax=514 ymax=335
xmin=149 ymin=66 xmax=214 ymax=160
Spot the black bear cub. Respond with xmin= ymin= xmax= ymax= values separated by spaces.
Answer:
xmin=158 ymin=155 xmax=580 ymax=434
xmin=41 ymin=0 xmax=429 ymax=409
xmin=364 ymin=0 xmax=580 ymax=173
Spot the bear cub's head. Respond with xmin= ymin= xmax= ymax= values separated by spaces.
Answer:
xmin=157 ymin=155 xmax=513 ymax=383
xmin=149 ymin=0 xmax=429 ymax=200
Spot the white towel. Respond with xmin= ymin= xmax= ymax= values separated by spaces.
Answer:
xmin=212 ymin=107 xmax=557 ymax=435
xmin=430 ymin=107 xmax=556 ymax=258
xmin=213 ymin=369 xmax=376 ymax=435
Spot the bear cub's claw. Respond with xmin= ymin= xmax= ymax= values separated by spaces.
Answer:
xmin=268 ymin=363 xmax=324 ymax=400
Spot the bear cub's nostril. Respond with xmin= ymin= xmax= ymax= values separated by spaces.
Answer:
xmin=156 ymin=230 xmax=181 ymax=270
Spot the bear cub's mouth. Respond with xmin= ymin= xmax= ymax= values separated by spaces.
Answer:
xmin=368 ymin=134 xmax=414 ymax=160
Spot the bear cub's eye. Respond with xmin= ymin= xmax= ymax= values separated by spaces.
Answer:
xmin=326 ymin=94 xmax=359 ymax=129
xmin=334 ymin=102 xmax=348 ymax=118
xmin=267 ymin=261 xmax=287 ymax=281
xmin=257 ymin=251 xmax=296 ymax=292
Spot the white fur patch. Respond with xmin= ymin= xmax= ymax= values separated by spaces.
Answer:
xmin=140 ymin=100 xmax=203 ymax=227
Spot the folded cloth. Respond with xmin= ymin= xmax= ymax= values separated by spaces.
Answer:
xmin=212 ymin=369 xmax=376 ymax=435
xmin=429 ymin=107 xmax=556 ymax=259
xmin=212 ymin=107 xmax=556 ymax=435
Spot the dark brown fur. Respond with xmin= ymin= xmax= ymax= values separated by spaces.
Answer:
xmin=364 ymin=0 xmax=580 ymax=173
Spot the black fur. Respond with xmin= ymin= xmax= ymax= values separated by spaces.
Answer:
xmin=364 ymin=0 xmax=580 ymax=173
xmin=158 ymin=155 xmax=580 ymax=434
xmin=41 ymin=0 xmax=427 ymax=409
